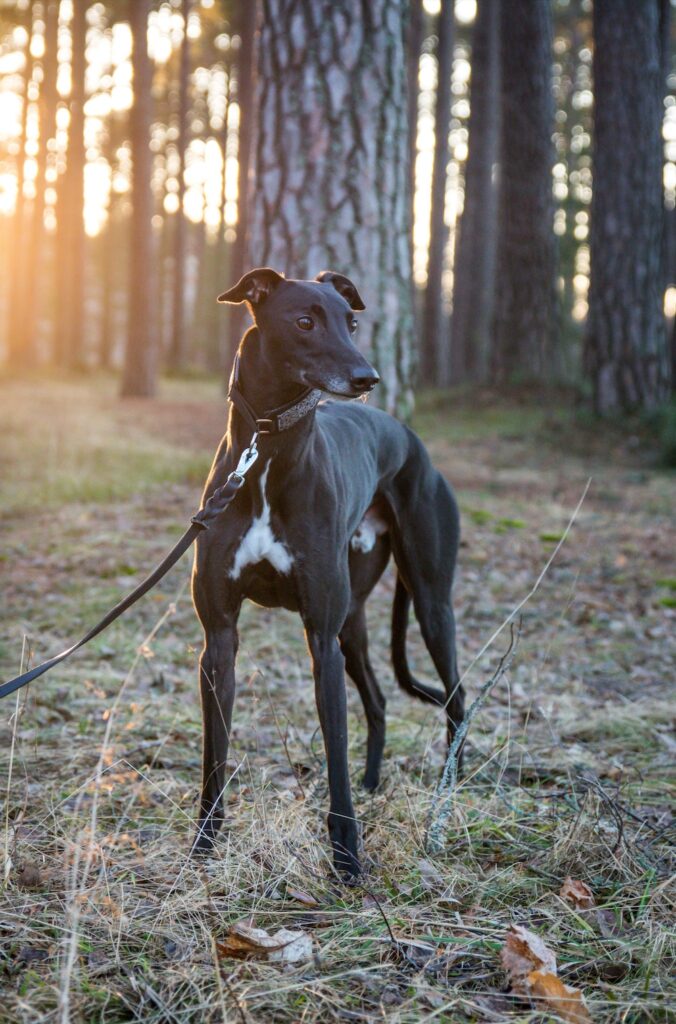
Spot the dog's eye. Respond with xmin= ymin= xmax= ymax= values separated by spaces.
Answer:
xmin=349 ymin=319 xmax=358 ymax=334
xmin=296 ymin=316 xmax=314 ymax=331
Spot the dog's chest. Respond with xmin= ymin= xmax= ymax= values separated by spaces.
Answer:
xmin=228 ymin=463 xmax=294 ymax=581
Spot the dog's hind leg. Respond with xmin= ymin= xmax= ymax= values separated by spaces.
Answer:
xmin=340 ymin=605 xmax=386 ymax=792
xmin=192 ymin=620 xmax=238 ymax=854
xmin=388 ymin=468 xmax=465 ymax=760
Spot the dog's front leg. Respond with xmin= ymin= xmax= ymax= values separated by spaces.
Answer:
xmin=192 ymin=622 xmax=238 ymax=855
xmin=306 ymin=630 xmax=360 ymax=878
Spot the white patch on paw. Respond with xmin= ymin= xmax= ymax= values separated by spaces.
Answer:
xmin=350 ymin=508 xmax=388 ymax=554
xmin=228 ymin=463 xmax=294 ymax=579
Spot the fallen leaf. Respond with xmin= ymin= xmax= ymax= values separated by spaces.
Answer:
xmin=286 ymin=887 xmax=319 ymax=908
xmin=17 ymin=947 xmax=49 ymax=965
xmin=217 ymin=919 xmax=312 ymax=965
xmin=418 ymin=858 xmax=444 ymax=890
xmin=267 ymin=928 xmax=313 ymax=965
xmin=500 ymin=924 xmax=557 ymax=995
xmin=528 ymin=970 xmax=592 ymax=1023
xmin=593 ymin=907 xmax=620 ymax=937
xmin=560 ymin=877 xmax=595 ymax=911
xmin=16 ymin=862 xmax=42 ymax=889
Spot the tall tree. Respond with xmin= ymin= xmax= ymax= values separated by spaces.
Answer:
xmin=491 ymin=0 xmax=556 ymax=383
xmin=585 ymin=0 xmax=670 ymax=412
xmin=248 ymin=0 xmax=415 ymax=415
xmin=6 ymin=20 xmax=33 ymax=365
xmin=121 ymin=0 xmax=156 ymax=396
xmin=420 ymin=0 xmax=454 ymax=385
xmin=406 ymin=0 xmax=424 ymax=295
xmin=168 ymin=0 xmax=191 ymax=372
xmin=224 ymin=0 xmax=256 ymax=380
xmin=451 ymin=0 xmax=500 ymax=383
xmin=22 ymin=0 xmax=59 ymax=365
xmin=56 ymin=0 xmax=87 ymax=368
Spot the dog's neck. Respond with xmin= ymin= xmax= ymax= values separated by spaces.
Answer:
xmin=227 ymin=326 xmax=318 ymax=452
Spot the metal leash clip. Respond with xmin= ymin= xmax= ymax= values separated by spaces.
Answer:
xmin=233 ymin=432 xmax=260 ymax=480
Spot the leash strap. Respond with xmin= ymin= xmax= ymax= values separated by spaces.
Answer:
xmin=0 ymin=436 xmax=261 ymax=702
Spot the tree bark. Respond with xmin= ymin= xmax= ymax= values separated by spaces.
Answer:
xmin=55 ymin=0 xmax=87 ymax=368
xmin=224 ymin=0 xmax=256 ymax=382
xmin=491 ymin=0 xmax=556 ymax=384
xmin=406 ymin=0 xmax=424 ymax=288
xmin=249 ymin=0 xmax=415 ymax=415
xmin=420 ymin=0 xmax=454 ymax=386
xmin=6 ymin=24 xmax=33 ymax=365
xmin=21 ymin=0 xmax=59 ymax=366
xmin=451 ymin=0 xmax=500 ymax=383
xmin=121 ymin=0 xmax=157 ymax=397
xmin=168 ymin=0 xmax=191 ymax=372
xmin=584 ymin=0 xmax=670 ymax=412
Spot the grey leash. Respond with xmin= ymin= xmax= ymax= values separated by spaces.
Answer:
xmin=0 ymin=435 xmax=260 ymax=702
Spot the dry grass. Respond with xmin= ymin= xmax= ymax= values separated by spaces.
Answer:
xmin=1 ymin=375 xmax=674 ymax=1023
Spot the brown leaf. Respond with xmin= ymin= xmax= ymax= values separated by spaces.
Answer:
xmin=528 ymin=970 xmax=592 ymax=1023
xmin=16 ymin=862 xmax=42 ymax=889
xmin=500 ymin=924 xmax=557 ymax=995
xmin=216 ymin=920 xmax=312 ymax=964
xmin=560 ymin=877 xmax=595 ymax=911
xmin=286 ymin=887 xmax=319 ymax=908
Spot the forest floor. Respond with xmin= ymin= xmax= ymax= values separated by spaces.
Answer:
xmin=0 ymin=374 xmax=674 ymax=1024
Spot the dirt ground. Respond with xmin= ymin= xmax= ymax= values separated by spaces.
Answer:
xmin=0 ymin=375 xmax=674 ymax=1023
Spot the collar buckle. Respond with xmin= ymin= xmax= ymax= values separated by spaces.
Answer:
xmin=255 ymin=418 xmax=275 ymax=435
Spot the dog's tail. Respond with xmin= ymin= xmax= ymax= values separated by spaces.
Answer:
xmin=391 ymin=575 xmax=446 ymax=706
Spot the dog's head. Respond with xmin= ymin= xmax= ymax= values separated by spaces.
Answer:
xmin=218 ymin=268 xmax=379 ymax=398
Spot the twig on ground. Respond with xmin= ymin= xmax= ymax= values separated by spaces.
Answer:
xmin=436 ymin=478 xmax=592 ymax=725
xmin=3 ymin=636 xmax=29 ymax=885
xmin=425 ymin=622 xmax=521 ymax=855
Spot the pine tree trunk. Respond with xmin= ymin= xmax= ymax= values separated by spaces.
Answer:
xmin=585 ymin=0 xmax=670 ymax=412
xmin=406 ymin=0 xmax=424 ymax=300
xmin=168 ymin=0 xmax=191 ymax=372
xmin=6 ymin=26 xmax=33 ymax=365
xmin=451 ymin=0 xmax=500 ymax=383
xmin=56 ymin=0 xmax=87 ymax=368
xmin=492 ymin=0 xmax=556 ymax=384
xmin=224 ymin=0 xmax=256 ymax=381
xmin=21 ymin=0 xmax=59 ymax=366
xmin=249 ymin=0 xmax=415 ymax=416
xmin=421 ymin=0 xmax=454 ymax=386
xmin=121 ymin=0 xmax=157 ymax=397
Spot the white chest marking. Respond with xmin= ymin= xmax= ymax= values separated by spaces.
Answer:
xmin=228 ymin=463 xmax=294 ymax=580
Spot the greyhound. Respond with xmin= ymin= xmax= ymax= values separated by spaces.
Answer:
xmin=192 ymin=268 xmax=464 ymax=876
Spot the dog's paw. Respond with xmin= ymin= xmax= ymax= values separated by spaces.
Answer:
xmin=190 ymin=819 xmax=223 ymax=858
xmin=329 ymin=818 xmax=361 ymax=879
xmin=360 ymin=771 xmax=380 ymax=793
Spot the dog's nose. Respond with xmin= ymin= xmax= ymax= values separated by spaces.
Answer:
xmin=350 ymin=367 xmax=380 ymax=392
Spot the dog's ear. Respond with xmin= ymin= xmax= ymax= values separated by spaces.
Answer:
xmin=217 ymin=268 xmax=285 ymax=306
xmin=315 ymin=271 xmax=366 ymax=311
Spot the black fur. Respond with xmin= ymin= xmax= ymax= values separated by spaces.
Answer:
xmin=192 ymin=269 xmax=464 ymax=876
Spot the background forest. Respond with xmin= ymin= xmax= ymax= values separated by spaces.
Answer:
xmin=0 ymin=0 xmax=674 ymax=419
xmin=0 ymin=2 xmax=675 ymax=1023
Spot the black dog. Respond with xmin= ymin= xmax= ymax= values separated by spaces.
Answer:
xmin=192 ymin=268 xmax=464 ymax=876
